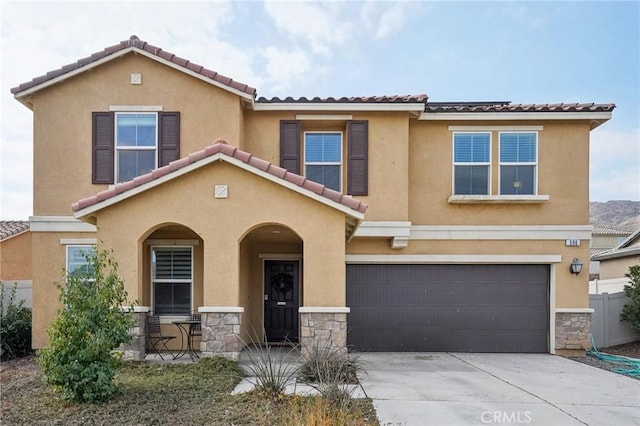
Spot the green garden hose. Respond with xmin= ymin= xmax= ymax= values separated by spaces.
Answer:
xmin=587 ymin=335 xmax=640 ymax=377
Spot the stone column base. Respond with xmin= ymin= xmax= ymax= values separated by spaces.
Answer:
xmin=299 ymin=307 xmax=349 ymax=358
xmin=555 ymin=309 xmax=593 ymax=351
xmin=199 ymin=307 xmax=244 ymax=360
xmin=119 ymin=306 xmax=149 ymax=361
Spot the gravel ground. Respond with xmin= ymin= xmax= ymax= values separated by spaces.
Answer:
xmin=568 ymin=341 xmax=640 ymax=380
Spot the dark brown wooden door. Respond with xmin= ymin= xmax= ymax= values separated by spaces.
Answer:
xmin=264 ymin=260 xmax=299 ymax=342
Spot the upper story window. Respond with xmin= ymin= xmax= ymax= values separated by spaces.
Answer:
xmin=453 ymin=132 xmax=491 ymax=195
xmin=499 ymin=132 xmax=537 ymax=195
xmin=116 ymin=113 xmax=158 ymax=182
xmin=279 ymin=120 xmax=368 ymax=196
xmin=92 ymin=110 xmax=180 ymax=185
xmin=304 ymin=132 xmax=342 ymax=191
xmin=151 ymin=246 xmax=193 ymax=315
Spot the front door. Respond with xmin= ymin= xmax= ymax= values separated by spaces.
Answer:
xmin=264 ymin=260 xmax=299 ymax=342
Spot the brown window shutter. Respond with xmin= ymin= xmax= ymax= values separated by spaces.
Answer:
xmin=92 ymin=112 xmax=114 ymax=184
xmin=158 ymin=112 xmax=180 ymax=166
xmin=347 ymin=120 xmax=368 ymax=195
xmin=280 ymin=120 xmax=301 ymax=175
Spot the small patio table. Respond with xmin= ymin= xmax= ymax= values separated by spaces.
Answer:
xmin=172 ymin=319 xmax=201 ymax=360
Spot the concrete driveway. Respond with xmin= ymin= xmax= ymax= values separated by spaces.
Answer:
xmin=358 ymin=353 xmax=640 ymax=426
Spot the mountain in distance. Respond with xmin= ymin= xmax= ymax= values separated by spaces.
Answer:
xmin=590 ymin=200 xmax=640 ymax=231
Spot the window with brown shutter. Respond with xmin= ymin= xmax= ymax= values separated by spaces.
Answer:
xmin=92 ymin=112 xmax=115 ymax=184
xmin=280 ymin=120 xmax=301 ymax=175
xmin=158 ymin=112 xmax=180 ymax=166
xmin=347 ymin=120 xmax=368 ymax=195
xmin=91 ymin=111 xmax=180 ymax=184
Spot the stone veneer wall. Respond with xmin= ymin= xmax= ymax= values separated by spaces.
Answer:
xmin=200 ymin=311 xmax=243 ymax=360
xmin=555 ymin=312 xmax=592 ymax=350
xmin=300 ymin=312 xmax=348 ymax=358
xmin=121 ymin=311 xmax=147 ymax=361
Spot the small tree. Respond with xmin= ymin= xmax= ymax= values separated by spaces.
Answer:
xmin=621 ymin=264 xmax=640 ymax=333
xmin=38 ymin=249 xmax=135 ymax=403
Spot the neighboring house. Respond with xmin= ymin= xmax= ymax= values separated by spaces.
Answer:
xmin=592 ymin=229 xmax=640 ymax=280
xmin=12 ymin=36 xmax=615 ymax=358
xmin=589 ymin=226 xmax=633 ymax=279
xmin=0 ymin=221 xmax=32 ymax=309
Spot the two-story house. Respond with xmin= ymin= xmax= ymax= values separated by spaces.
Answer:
xmin=12 ymin=36 xmax=614 ymax=359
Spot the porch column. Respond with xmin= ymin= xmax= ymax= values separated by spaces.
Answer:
xmin=198 ymin=307 xmax=244 ymax=360
xmin=299 ymin=307 xmax=349 ymax=358
xmin=119 ymin=306 xmax=150 ymax=361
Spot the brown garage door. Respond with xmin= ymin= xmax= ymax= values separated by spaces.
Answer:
xmin=346 ymin=264 xmax=549 ymax=352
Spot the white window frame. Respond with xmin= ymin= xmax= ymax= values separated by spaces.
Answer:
xmin=498 ymin=131 xmax=538 ymax=195
xmin=303 ymin=131 xmax=343 ymax=192
xmin=65 ymin=245 xmax=96 ymax=281
xmin=150 ymin=245 xmax=194 ymax=318
xmin=115 ymin=112 xmax=159 ymax=183
xmin=452 ymin=132 xmax=492 ymax=195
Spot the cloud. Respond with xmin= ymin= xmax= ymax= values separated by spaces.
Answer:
xmin=263 ymin=2 xmax=353 ymax=56
xmin=361 ymin=1 xmax=417 ymax=40
xmin=259 ymin=46 xmax=312 ymax=92
xmin=590 ymin=128 xmax=640 ymax=201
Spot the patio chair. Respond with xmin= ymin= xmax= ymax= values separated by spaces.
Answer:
xmin=188 ymin=313 xmax=202 ymax=338
xmin=146 ymin=315 xmax=177 ymax=360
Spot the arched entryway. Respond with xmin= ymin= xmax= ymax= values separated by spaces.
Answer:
xmin=238 ymin=223 xmax=303 ymax=344
xmin=140 ymin=223 xmax=204 ymax=318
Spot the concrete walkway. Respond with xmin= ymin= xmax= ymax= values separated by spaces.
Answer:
xmin=358 ymin=352 xmax=640 ymax=426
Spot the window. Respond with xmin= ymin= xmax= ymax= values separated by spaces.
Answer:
xmin=453 ymin=133 xmax=491 ymax=195
xmin=66 ymin=245 xmax=96 ymax=279
xmin=304 ymin=132 xmax=342 ymax=191
xmin=116 ymin=113 xmax=157 ymax=182
xmin=152 ymin=246 xmax=192 ymax=315
xmin=499 ymin=132 xmax=537 ymax=195
xmin=92 ymin=111 xmax=180 ymax=185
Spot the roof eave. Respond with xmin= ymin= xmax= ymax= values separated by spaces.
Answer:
xmin=12 ymin=46 xmax=255 ymax=102
xmin=592 ymin=247 xmax=640 ymax=261
xmin=418 ymin=111 xmax=613 ymax=129
xmin=73 ymin=153 xmax=366 ymax=221
xmin=253 ymin=103 xmax=425 ymax=113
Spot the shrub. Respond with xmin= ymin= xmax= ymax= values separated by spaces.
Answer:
xmin=241 ymin=341 xmax=300 ymax=396
xmin=299 ymin=341 xmax=365 ymax=409
xmin=621 ymin=264 xmax=640 ymax=333
xmin=38 ymin=249 xmax=136 ymax=403
xmin=0 ymin=282 xmax=32 ymax=361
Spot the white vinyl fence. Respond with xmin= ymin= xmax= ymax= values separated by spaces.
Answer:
xmin=1 ymin=280 xmax=33 ymax=311
xmin=589 ymin=291 xmax=639 ymax=348
xmin=589 ymin=277 xmax=631 ymax=295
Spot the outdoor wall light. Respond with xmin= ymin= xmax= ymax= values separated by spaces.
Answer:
xmin=569 ymin=258 xmax=583 ymax=275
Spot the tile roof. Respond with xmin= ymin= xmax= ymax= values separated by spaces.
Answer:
xmin=592 ymin=226 xmax=633 ymax=236
xmin=424 ymin=102 xmax=616 ymax=113
xmin=0 ymin=221 xmax=29 ymax=241
xmin=72 ymin=140 xmax=367 ymax=215
xmin=11 ymin=35 xmax=256 ymax=97
xmin=589 ymin=247 xmax=611 ymax=259
xmin=256 ymin=95 xmax=428 ymax=104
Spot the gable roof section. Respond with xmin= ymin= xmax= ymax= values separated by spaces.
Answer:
xmin=72 ymin=140 xmax=367 ymax=229
xmin=11 ymin=35 xmax=256 ymax=103
xmin=592 ymin=228 xmax=640 ymax=261
xmin=0 ymin=221 xmax=29 ymax=241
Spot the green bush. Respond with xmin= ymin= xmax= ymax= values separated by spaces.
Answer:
xmin=38 ymin=249 xmax=136 ymax=403
xmin=0 ymin=282 xmax=33 ymax=361
xmin=621 ymin=264 xmax=640 ymax=333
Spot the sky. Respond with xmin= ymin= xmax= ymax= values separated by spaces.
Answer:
xmin=1 ymin=1 xmax=639 ymax=220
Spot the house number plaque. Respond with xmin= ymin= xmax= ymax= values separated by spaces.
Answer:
xmin=565 ymin=239 xmax=581 ymax=246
